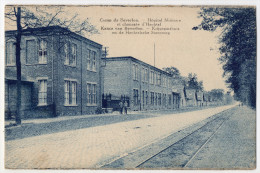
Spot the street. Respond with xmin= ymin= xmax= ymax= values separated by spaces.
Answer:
xmin=5 ymin=105 xmax=255 ymax=169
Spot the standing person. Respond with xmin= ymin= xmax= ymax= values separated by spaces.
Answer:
xmin=119 ymin=100 xmax=123 ymax=114
xmin=124 ymin=101 xmax=128 ymax=114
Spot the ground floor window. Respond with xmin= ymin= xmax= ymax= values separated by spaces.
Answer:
xmin=142 ymin=90 xmax=145 ymax=105
xmin=158 ymin=93 xmax=161 ymax=105
xmin=64 ymin=80 xmax=77 ymax=106
xmin=38 ymin=79 xmax=47 ymax=105
xmin=87 ymin=83 xmax=97 ymax=106
xmin=155 ymin=93 xmax=157 ymax=106
xmin=146 ymin=91 xmax=148 ymax=105
xmin=150 ymin=92 xmax=154 ymax=105
xmin=168 ymin=94 xmax=171 ymax=105
xmin=133 ymin=89 xmax=139 ymax=105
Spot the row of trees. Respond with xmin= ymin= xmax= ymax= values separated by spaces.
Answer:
xmin=163 ymin=67 xmax=204 ymax=91
xmin=193 ymin=7 xmax=256 ymax=108
xmin=163 ymin=66 xmax=227 ymax=102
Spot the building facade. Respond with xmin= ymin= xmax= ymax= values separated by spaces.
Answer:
xmin=185 ymin=89 xmax=197 ymax=107
xmin=102 ymin=56 xmax=183 ymax=111
xmin=5 ymin=26 xmax=103 ymax=118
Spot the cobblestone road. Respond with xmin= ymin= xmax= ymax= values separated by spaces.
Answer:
xmin=5 ymin=105 xmax=235 ymax=169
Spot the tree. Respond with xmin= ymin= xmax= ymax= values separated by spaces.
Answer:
xmin=187 ymin=73 xmax=204 ymax=91
xmin=209 ymin=89 xmax=224 ymax=102
xmin=163 ymin=66 xmax=180 ymax=77
xmin=5 ymin=6 xmax=98 ymax=124
xmin=193 ymin=7 xmax=256 ymax=108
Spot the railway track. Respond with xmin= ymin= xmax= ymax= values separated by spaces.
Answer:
xmin=101 ymin=108 xmax=234 ymax=169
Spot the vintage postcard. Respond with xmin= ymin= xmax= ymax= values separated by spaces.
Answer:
xmin=3 ymin=4 xmax=256 ymax=170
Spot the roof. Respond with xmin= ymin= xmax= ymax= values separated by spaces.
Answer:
xmin=5 ymin=26 xmax=102 ymax=48
xmin=103 ymin=56 xmax=172 ymax=76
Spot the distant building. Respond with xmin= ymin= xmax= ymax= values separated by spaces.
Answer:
xmin=196 ymin=91 xmax=204 ymax=107
xmin=102 ymin=56 xmax=182 ymax=111
xmin=185 ymin=89 xmax=197 ymax=107
xmin=5 ymin=26 xmax=103 ymax=118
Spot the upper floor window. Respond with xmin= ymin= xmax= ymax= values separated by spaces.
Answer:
xmin=157 ymin=73 xmax=161 ymax=86
xmin=93 ymin=51 xmax=96 ymax=71
xmin=142 ymin=68 xmax=145 ymax=82
xmin=6 ymin=41 xmax=16 ymax=66
xmin=145 ymin=68 xmax=148 ymax=82
xmin=155 ymin=73 xmax=158 ymax=85
xmin=150 ymin=71 xmax=154 ymax=84
xmin=71 ymin=43 xmax=77 ymax=66
xmin=87 ymin=49 xmax=91 ymax=70
xmin=64 ymin=43 xmax=69 ymax=65
xmin=64 ymin=42 xmax=77 ymax=66
xmin=86 ymin=49 xmax=97 ymax=72
xmin=133 ymin=64 xmax=138 ymax=81
xmin=38 ymin=39 xmax=47 ymax=64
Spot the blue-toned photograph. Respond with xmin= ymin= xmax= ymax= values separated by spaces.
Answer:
xmin=4 ymin=5 xmax=256 ymax=169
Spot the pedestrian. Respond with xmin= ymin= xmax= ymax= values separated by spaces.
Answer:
xmin=119 ymin=100 xmax=123 ymax=114
xmin=123 ymin=101 xmax=128 ymax=114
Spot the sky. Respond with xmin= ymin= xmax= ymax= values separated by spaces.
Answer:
xmin=5 ymin=5 xmax=228 ymax=92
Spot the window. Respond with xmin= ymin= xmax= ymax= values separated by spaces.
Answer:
xmin=71 ymin=43 xmax=77 ymax=66
xmin=133 ymin=64 xmax=139 ymax=81
xmin=87 ymin=49 xmax=91 ymax=70
xmin=64 ymin=42 xmax=77 ymax=66
xmin=158 ymin=93 xmax=162 ymax=105
xmin=150 ymin=71 xmax=154 ymax=84
xmin=133 ymin=89 xmax=139 ymax=105
xmin=142 ymin=68 xmax=145 ymax=82
xmin=39 ymin=39 xmax=47 ymax=64
xmin=155 ymin=93 xmax=157 ymax=106
xmin=64 ymin=81 xmax=70 ymax=105
xmin=71 ymin=82 xmax=77 ymax=105
xmin=93 ymin=51 xmax=96 ymax=71
xmin=6 ymin=41 xmax=16 ymax=66
xmin=145 ymin=69 xmax=148 ymax=82
xmin=156 ymin=73 xmax=161 ymax=86
xmin=154 ymin=73 xmax=157 ymax=85
xmin=64 ymin=80 xmax=77 ymax=106
xmin=150 ymin=92 xmax=154 ymax=105
xmin=38 ymin=80 xmax=47 ymax=105
xmin=87 ymin=83 xmax=92 ymax=104
xmin=168 ymin=94 xmax=172 ymax=105
xmin=64 ymin=43 xmax=69 ymax=65
xmin=93 ymin=84 xmax=97 ymax=104
xmin=146 ymin=91 xmax=148 ymax=105
xmin=142 ymin=90 xmax=145 ymax=105
xmin=87 ymin=83 xmax=97 ymax=105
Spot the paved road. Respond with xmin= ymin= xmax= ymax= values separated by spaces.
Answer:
xmin=5 ymin=106 xmax=213 ymax=141
xmin=5 ymin=105 xmax=236 ymax=169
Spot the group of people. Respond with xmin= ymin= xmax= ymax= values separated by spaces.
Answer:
xmin=119 ymin=101 xmax=128 ymax=114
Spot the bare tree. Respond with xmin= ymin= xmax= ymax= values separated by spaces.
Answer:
xmin=5 ymin=5 xmax=99 ymax=125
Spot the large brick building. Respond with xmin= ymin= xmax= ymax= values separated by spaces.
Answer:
xmin=102 ymin=56 xmax=183 ymax=111
xmin=5 ymin=26 xmax=103 ymax=118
